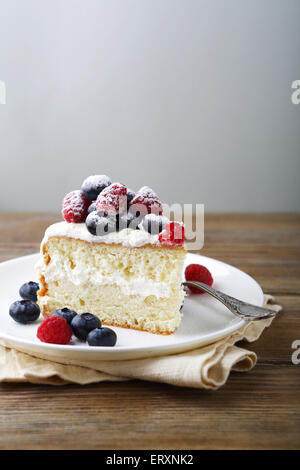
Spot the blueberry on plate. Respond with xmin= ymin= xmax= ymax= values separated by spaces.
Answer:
xmin=85 ymin=211 xmax=116 ymax=236
xmin=87 ymin=327 xmax=117 ymax=347
xmin=19 ymin=281 xmax=39 ymax=301
xmin=71 ymin=312 xmax=101 ymax=341
xmin=142 ymin=214 xmax=170 ymax=235
xmin=9 ymin=300 xmax=40 ymax=324
xmin=81 ymin=175 xmax=112 ymax=201
xmin=52 ymin=307 xmax=77 ymax=325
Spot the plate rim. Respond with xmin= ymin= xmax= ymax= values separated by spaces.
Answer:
xmin=0 ymin=252 xmax=264 ymax=360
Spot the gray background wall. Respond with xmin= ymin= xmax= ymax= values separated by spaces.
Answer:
xmin=0 ymin=0 xmax=299 ymax=212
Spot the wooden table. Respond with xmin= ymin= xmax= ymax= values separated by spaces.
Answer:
xmin=0 ymin=212 xmax=299 ymax=450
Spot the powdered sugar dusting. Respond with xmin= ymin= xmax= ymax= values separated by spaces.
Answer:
xmin=145 ymin=214 xmax=169 ymax=225
xmin=95 ymin=182 xmax=127 ymax=216
xmin=129 ymin=186 xmax=163 ymax=215
xmin=41 ymin=221 xmax=161 ymax=249
xmin=83 ymin=174 xmax=111 ymax=187
xmin=137 ymin=186 xmax=159 ymax=202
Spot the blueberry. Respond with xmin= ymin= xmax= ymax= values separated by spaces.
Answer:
xmin=87 ymin=327 xmax=117 ymax=347
xmin=19 ymin=281 xmax=39 ymax=301
xmin=85 ymin=211 xmax=116 ymax=236
xmin=87 ymin=202 xmax=97 ymax=214
xmin=81 ymin=175 xmax=112 ymax=201
xmin=127 ymin=189 xmax=136 ymax=207
xmin=9 ymin=300 xmax=40 ymax=324
xmin=88 ymin=202 xmax=107 ymax=217
xmin=116 ymin=212 xmax=140 ymax=231
xmin=52 ymin=307 xmax=77 ymax=325
xmin=142 ymin=214 xmax=170 ymax=235
xmin=71 ymin=313 xmax=101 ymax=341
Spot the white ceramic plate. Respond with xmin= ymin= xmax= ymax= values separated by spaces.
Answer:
xmin=0 ymin=253 xmax=263 ymax=361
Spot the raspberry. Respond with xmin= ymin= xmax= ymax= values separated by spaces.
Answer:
xmin=158 ymin=222 xmax=185 ymax=246
xmin=62 ymin=190 xmax=90 ymax=223
xmin=37 ymin=315 xmax=72 ymax=344
xmin=129 ymin=186 xmax=163 ymax=216
xmin=95 ymin=183 xmax=127 ymax=216
xmin=184 ymin=264 xmax=213 ymax=293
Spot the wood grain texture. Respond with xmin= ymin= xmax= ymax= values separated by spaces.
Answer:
xmin=0 ymin=212 xmax=299 ymax=450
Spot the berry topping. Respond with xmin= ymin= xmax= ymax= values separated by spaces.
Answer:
xmin=184 ymin=264 xmax=214 ymax=293
xmin=126 ymin=189 xmax=136 ymax=207
xmin=129 ymin=186 xmax=163 ymax=217
xmin=71 ymin=313 xmax=101 ymax=341
xmin=85 ymin=211 xmax=116 ymax=236
xmin=62 ymin=190 xmax=90 ymax=223
xmin=37 ymin=315 xmax=72 ymax=344
xmin=87 ymin=201 xmax=97 ymax=214
xmin=81 ymin=175 xmax=112 ymax=201
xmin=87 ymin=327 xmax=117 ymax=347
xmin=158 ymin=222 xmax=185 ymax=246
xmin=117 ymin=211 xmax=140 ymax=231
xmin=142 ymin=214 xmax=170 ymax=235
xmin=51 ymin=307 xmax=77 ymax=325
xmin=95 ymin=183 xmax=127 ymax=216
xmin=19 ymin=281 xmax=39 ymax=301
xmin=9 ymin=300 xmax=40 ymax=324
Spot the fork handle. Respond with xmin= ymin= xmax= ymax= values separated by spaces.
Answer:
xmin=182 ymin=281 xmax=277 ymax=321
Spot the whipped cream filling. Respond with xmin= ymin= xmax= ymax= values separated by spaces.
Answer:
xmin=37 ymin=222 xmax=171 ymax=298
xmin=37 ymin=254 xmax=171 ymax=298
xmin=41 ymin=221 xmax=160 ymax=248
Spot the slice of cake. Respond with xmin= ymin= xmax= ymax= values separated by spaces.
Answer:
xmin=36 ymin=176 xmax=186 ymax=335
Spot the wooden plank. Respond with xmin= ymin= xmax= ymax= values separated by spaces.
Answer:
xmin=239 ymin=295 xmax=300 ymax=362
xmin=0 ymin=364 xmax=298 ymax=450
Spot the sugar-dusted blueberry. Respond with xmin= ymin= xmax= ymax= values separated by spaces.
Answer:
xmin=127 ymin=189 xmax=136 ymax=207
xmin=87 ymin=327 xmax=117 ymax=347
xmin=116 ymin=212 xmax=140 ymax=231
xmin=81 ymin=175 xmax=112 ymax=201
xmin=87 ymin=201 xmax=97 ymax=214
xmin=95 ymin=216 xmax=117 ymax=236
xmin=142 ymin=214 xmax=170 ymax=235
xmin=19 ymin=281 xmax=39 ymax=301
xmin=85 ymin=211 xmax=116 ymax=236
xmin=52 ymin=307 xmax=77 ymax=325
xmin=71 ymin=312 xmax=101 ymax=341
xmin=88 ymin=202 xmax=107 ymax=217
xmin=9 ymin=300 xmax=40 ymax=324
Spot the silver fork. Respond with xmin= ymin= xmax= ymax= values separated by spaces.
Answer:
xmin=182 ymin=281 xmax=277 ymax=321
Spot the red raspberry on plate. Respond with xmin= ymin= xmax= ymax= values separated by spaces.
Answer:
xmin=184 ymin=264 xmax=213 ymax=293
xmin=62 ymin=190 xmax=90 ymax=223
xmin=158 ymin=222 xmax=185 ymax=246
xmin=129 ymin=186 xmax=163 ymax=216
xmin=95 ymin=183 xmax=127 ymax=216
xmin=37 ymin=315 xmax=72 ymax=344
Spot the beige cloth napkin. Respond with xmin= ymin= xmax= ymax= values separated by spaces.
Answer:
xmin=0 ymin=295 xmax=281 ymax=390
